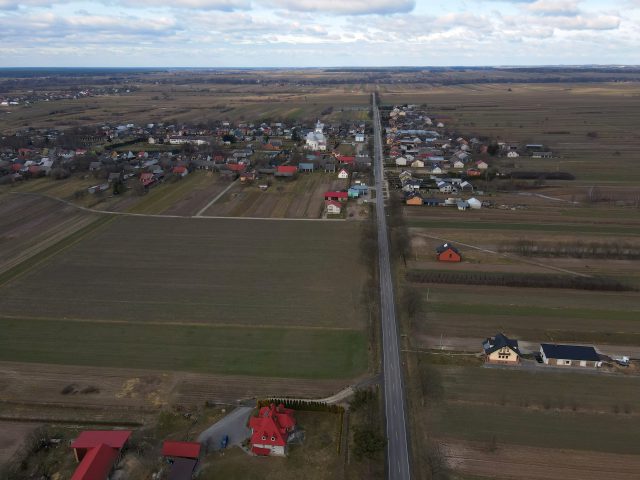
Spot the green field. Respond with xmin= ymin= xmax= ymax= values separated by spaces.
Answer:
xmin=0 ymin=214 xmax=370 ymax=379
xmin=0 ymin=318 xmax=365 ymax=378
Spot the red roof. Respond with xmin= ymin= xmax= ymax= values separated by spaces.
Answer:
xmin=140 ymin=172 xmax=155 ymax=186
xmin=325 ymin=200 xmax=342 ymax=208
xmin=71 ymin=443 xmax=119 ymax=480
xmin=71 ymin=430 xmax=132 ymax=451
xmin=324 ymin=191 xmax=348 ymax=199
xmin=162 ymin=441 xmax=201 ymax=459
xmin=227 ymin=163 xmax=246 ymax=172
xmin=338 ymin=156 xmax=355 ymax=164
xmin=249 ymin=404 xmax=296 ymax=449
xmin=11 ymin=163 xmax=23 ymax=172
xmin=277 ymin=165 xmax=298 ymax=174
xmin=172 ymin=165 xmax=187 ymax=174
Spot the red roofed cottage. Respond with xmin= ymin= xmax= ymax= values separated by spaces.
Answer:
xmin=70 ymin=430 xmax=131 ymax=480
xmin=249 ymin=404 xmax=296 ymax=456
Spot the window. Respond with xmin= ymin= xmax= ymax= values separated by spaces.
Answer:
xmin=564 ymin=360 xmax=572 ymax=366
xmin=261 ymin=435 xmax=266 ymax=441
xmin=271 ymin=436 xmax=276 ymax=441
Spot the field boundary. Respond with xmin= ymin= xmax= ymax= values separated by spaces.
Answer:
xmin=10 ymin=192 xmax=345 ymax=222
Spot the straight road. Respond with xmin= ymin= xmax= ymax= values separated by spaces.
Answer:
xmin=372 ymin=93 xmax=412 ymax=480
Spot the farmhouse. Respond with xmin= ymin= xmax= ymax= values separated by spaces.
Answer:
xmin=540 ymin=344 xmax=602 ymax=368
xmin=325 ymin=200 xmax=342 ymax=215
xmin=249 ymin=403 xmax=296 ymax=456
xmin=436 ymin=243 xmax=461 ymax=262
xmin=70 ymin=430 xmax=131 ymax=480
xmin=483 ymin=333 xmax=521 ymax=364
xmin=162 ymin=441 xmax=201 ymax=480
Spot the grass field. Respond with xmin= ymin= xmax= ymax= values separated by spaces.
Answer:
xmin=0 ymin=214 xmax=370 ymax=379
xmin=203 ymin=172 xmax=345 ymax=218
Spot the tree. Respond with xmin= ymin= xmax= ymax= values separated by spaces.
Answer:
xmin=402 ymin=286 xmax=423 ymax=318
xmin=352 ymin=427 xmax=386 ymax=460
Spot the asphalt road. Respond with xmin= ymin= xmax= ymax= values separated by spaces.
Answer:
xmin=372 ymin=94 xmax=412 ymax=480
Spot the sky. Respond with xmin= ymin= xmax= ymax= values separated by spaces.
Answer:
xmin=0 ymin=0 xmax=639 ymax=67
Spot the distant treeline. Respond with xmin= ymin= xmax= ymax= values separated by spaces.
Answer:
xmin=501 ymin=240 xmax=640 ymax=260
xmin=407 ymin=269 xmax=634 ymax=292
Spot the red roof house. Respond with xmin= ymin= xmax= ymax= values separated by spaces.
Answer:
xmin=275 ymin=165 xmax=298 ymax=177
xmin=140 ymin=172 xmax=155 ymax=186
xmin=249 ymin=404 xmax=296 ymax=456
xmin=162 ymin=441 xmax=201 ymax=460
xmin=172 ymin=165 xmax=189 ymax=177
xmin=324 ymin=191 xmax=348 ymax=202
xmin=325 ymin=200 xmax=342 ymax=214
xmin=338 ymin=155 xmax=355 ymax=165
xmin=70 ymin=430 xmax=131 ymax=480
xmin=226 ymin=163 xmax=246 ymax=172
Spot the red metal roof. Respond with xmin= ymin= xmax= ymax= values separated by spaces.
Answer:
xmin=339 ymin=156 xmax=355 ymax=164
xmin=173 ymin=166 xmax=187 ymax=173
xmin=277 ymin=165 xmax=298 ymax=174
xmin=324 ymin=191 xmax=348 ymax=199
xmin=227 ymin=163 xmax=246 ymax=172
xmin=71 ymin=443 xmax=119 ymax=480
xmin=71 ymin=430 xmax=132 ymax=450
xmin=162 ymin=441 xmax=201 ymax=459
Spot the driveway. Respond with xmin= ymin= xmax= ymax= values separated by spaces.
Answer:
xmin=198 ymin=406 xmax=252 ymax=453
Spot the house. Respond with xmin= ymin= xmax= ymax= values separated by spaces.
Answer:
xmin=436 ymin=243 xmax=461 ymax=262
xmin=540 ymin=344 xmax=601 ymax=368
xmin=249 ymin=403 xmax=296 ymax=456
xmin=227 ymin=163 xmax=246 ymax=173
xmin=532 ymin=151 xmax=553 ymax=159
xmin=337 ymin=168 xmax=349 ymax=179
xmin=172 ymin=165 xmax=189 ymax=177
xmin=338 ymin=156 xmax=356 ymax=166
xmin=466 ymin=168 xmax=482 ymax=177
xmin=348 ymin=188 xmax=361 ymax=199
xmin=457 ymin=200 xmax=470 ymax=211
xmin=139 ymin=172 xmax=155 ymax=187
xmin=395 ymin=157 xmax=408 ymax=167
xmin=89 ymin=161 xmax=102 ymax=172
xmin=423 ymin=198 xmax=441 ymax=207
xmin=507 ymin=151 xmax=519 ymax=158
xmin=240 ymin=171 xmax=256 ymax=183
xmin=453 ymin=160 xmax=465 ymax=169
xmin=325 ymin=200 xmax=342 ymax=215
xmin=70 ymin=430 xmax=131 ymax=480
xmin=355 ymin=133 xmax=365 ymax=142
xmin=476 ymin=161 xmax=488 ymax=170
xmin=483 ymin=333 xmax=521 ymax=364
xmin=275 ymin=165 xmax=298 ymax=177
xmin=405 ymin=193 xmax=423 ymax=206
xmin=162 ymin=441 xmax=201 ymax=480
xmin=460 ymin=181 xmax=473 ymax=191
xmin=298 ymin=162 xmax=315 ymax=172
xmin=325 ymin=191 xmax=348 ymax=202
xmin=324 ymin=163 xmax=336 ymax=173
xmin=411 ymin=159 xmax=425 ymax=168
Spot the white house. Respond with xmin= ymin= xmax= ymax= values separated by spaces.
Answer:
xmin=453 ymin=160 xmax=465 ymax=169
xmin=355 ymin=133 xmax=365 ymax=143
xmin=395 ymin=157 xmax=408 ymax=167
xmin=411 ymin=159 xmax=425 ymax=168
xmin=305 ymin=120 xmax=327 ymax=151
xmin=476 ymin=161 xmax=488 ymax=170
xmin=325 ymin=200 xmax=342 ymax=215
xmin=337 ymin=168 xmax=349 ymax=179
xmin=432 ymin=166 xmax=444 ymax=175
xmin=507 ymin=151 xmax=520 ymax=158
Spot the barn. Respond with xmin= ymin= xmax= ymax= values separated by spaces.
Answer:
xmin=436 ymin=243 xmax=461 ymax=262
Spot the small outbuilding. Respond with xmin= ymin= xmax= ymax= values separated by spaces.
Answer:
xmin=436 ymin=243 xmax=461 ymax=262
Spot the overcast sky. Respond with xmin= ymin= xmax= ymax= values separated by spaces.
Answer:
xmin=1 ymin=0 xmax=639 ymax=67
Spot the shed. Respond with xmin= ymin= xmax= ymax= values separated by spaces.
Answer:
xmin=436 ymin=243 xmax=461 ymax=262
xmin=162 ymin=441 xmax=201 ymax=460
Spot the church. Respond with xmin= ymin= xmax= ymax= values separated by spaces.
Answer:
xmin=305 ymin=120 xmax=327 ymax=151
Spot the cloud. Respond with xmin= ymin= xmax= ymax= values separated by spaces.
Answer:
xmin=259 ymin=0 xmax=415 ymax=15
xmin=116 ymin=0 xmax=250 ymax=10
xmin=526 ymin=0 xmax=581 ymax=16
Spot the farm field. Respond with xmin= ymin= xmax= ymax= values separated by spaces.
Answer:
xmin=0 ymin=193 xmax=97 ymax=274
xmin=382 ymin=82 xmax=640 ymax=183
xmin=0 ymin=80 xmax=371 ymax=133
xmin=202 ymin=172 xmax=346 ymax=218
xmin=0 ymin=214 xmax=370 ymax=379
